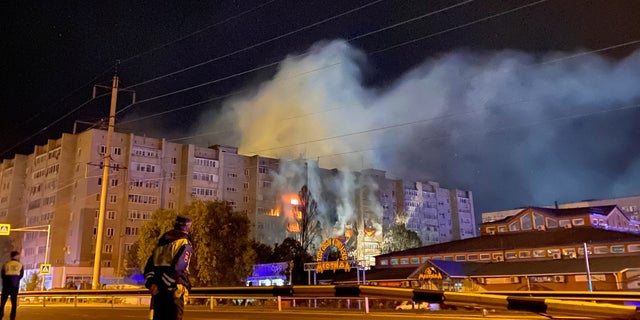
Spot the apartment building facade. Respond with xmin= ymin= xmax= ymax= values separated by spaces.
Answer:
xmin=1 ymin=128 xmax=475 ymax=288
xmin=402 ymin=181 xmax=476 ymax=246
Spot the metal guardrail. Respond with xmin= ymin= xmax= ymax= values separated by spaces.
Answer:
xmin=15 ymin=286 xmax=640 ymax=319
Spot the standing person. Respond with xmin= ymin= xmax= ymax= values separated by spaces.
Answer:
xmin=144 ymin=216 xmax=193 ymax=320
xmin=1 ymin=251 xmax=24 ymax=320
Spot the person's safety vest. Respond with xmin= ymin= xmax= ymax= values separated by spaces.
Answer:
xmin=3 ymin=260 xmax=22 ymax=276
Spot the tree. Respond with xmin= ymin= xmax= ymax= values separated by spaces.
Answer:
xmin=186 ymin=200 xmax=255 ymax=286
xmin=134 ymin=208 xmax=178 ymax=270
xmin=296 ymin=185 xmax=321 ymax=253
xmin=272 ymin=238 xmax=314 ymax=285
xmin=251 ymin=241 xmax=274 ymax=265
xmin=381 ymin=224 xmax=422 ymax=254
xmin=133 ymin=201 xmax=256 ymax=287
xmin=24 ymin=272 xmax=42 ymax=291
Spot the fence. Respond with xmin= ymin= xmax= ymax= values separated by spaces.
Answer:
xmin=14 ymin=286 xmax=640 ymax=319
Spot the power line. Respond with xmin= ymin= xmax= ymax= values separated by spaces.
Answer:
xmin=0 ymin=2 xmax=279 ymax=158
xmin=116 ymin=0 xmax=476 ymax=118
xmin=121 ymin=0 xmax=389 ymax=90
xmin=309 ymin=102 xmax=640 ymax=163
xmin=370 ymin=0 xmax=550 ymax=55
xmin=4 ymin=0 xmax=473 ymax=157
xmin=119 ymin=0 xmax=279 ymax=65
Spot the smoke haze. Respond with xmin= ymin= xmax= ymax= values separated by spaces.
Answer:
xmin=192 ymin=39 xmax=640 ymax=219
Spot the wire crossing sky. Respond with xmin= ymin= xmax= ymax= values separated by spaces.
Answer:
xmin=2 ymin=0 xmax=640 ymax=217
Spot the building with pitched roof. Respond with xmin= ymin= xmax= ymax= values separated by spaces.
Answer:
xmin=318 ymin=205 xmax=640 ymax=291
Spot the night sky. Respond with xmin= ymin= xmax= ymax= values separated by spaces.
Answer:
xmin=2 ymin=0 xmax=640 ymax=218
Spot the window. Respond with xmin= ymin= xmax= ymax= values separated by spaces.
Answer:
xmin=113 ymin=147 xmax=121 ymax=155
xmin=244 ymin=169 xmax=250 ymax=176
xmin=508 ymin=222 xmax=520 ymax=232
xmin=479 ymin=254 xmax=491 ymax=261
xmin=467 ymin=254 xmax=478 ymax=261
xmin=380 ymin=259 xmax=389 ymax=266
xmin=572 ymin=218 xmax=585 ymax=226
xmin=194 ymin=158 xmax=217 ymax=167
xmin=628 ymin=244 xmax=640 ymax=253
xmin=532 ymin=250 xmax=546 ymax=257
xmin=125 ymin=227 xmax=139 ymax=236
xmin=106 ymin=228 xmax=114 ymax=237
xmin=505 ymin=252 xmax=517 ymax=260
xmin=390 ymin=258 xmax=398 ymax=265
xmin=168 ymin=201 xmax=175 ymax=209
xmin=243 ymin=182 xmax=249 ymax=189
xmin=533 ymin=213 xmax=545 ymax=228
xmin=559 ymin=219 xmax=571 ymax=227
xmin=518 ymin=251 xmax=531 ymax=258
xmin=258 ymin=166 xmax=268 ymax=174
xmin=99 ymin=145 xmax=107 ymax=154
xmin=455 ymin=255 xmax=466 ymax=261
xmin=410 ymin=257 xmax=420 ymax=264
xmin=104 ymin=244 xmax=113 ymax=253
xmin=400 ymin=258 xmax=409 ymax=265
xmin=562 ymin=248 xmax=577 ymax=258
xmin=110 ymin=179 xmax=118 ymax=187
xmin=546 ymin=218 xmax=558 ymax=228
xmin=191 ymin=187 xmax=215 ymax=196
xmin=520 ymin=214 xmax=532 ymax=230
xmin=128 ymin=194 xmax=159 ymax=204
xmin=109 ymin=195 xmax=117 ymax=203
xmin=107 ymin=211 xmax=116 ymax=220
xmin=611 ymin=245 xmax=625 ymax=253
xmin=594 ymin=246 xmax=609 ymax=254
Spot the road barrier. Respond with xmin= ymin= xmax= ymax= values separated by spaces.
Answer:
xmin=14 ymin=286 xmax=640 ymax=319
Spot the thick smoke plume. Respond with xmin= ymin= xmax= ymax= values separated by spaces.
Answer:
xmin=192 ymin=39 xmax=640 ymax=231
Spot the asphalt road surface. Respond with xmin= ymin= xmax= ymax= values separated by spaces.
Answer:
xmin=10 ymin=306 xmax=551 ymax=320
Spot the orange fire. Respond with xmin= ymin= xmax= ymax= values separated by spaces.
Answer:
xmin=267 ymin=208 xmax=280 ymax=217
xmin=345 ymin=229 xmax=353 ymax=238
xmin=287 ymin=222 xmax=300 ymax=233
xmin=364 ymin=228 xmax=376 ymax=237
xmin=282 ymin=194 xmax=300 ymax=206
xmin=292 ymin=209 xmax=302 ymax=220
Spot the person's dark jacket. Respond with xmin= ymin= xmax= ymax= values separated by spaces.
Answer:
xmin=143 ymin=229 xmax=192 ymax=291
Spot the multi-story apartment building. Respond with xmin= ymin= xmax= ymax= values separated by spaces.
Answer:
xmin=1 ymin=128 xmax=474 ymax=288
xmin=0 ymin=155 xmax=29 ymax=253
xmin=402 ymin=181 xmax=476 ymax=245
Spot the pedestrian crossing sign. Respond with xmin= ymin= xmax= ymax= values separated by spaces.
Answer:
xmin=0 ymin=224 xmax=9 ymax=236
xmin=40 ymin=264 xmax=51 ymax=274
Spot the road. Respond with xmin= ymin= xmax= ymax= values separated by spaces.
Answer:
xmin=11 ymin=305 xmax=551 ymax=320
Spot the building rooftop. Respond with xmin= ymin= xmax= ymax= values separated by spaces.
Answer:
xmin=376 ymin=228 xmax=640 ymax=258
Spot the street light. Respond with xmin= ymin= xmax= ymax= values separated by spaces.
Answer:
xmin=6 ymin=224 xmax=51 ymax=290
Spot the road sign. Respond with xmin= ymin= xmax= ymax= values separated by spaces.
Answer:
xmin=0 ymin=224 xmax=10 ymax=236
xmin=40 ymin=264 xmax=51 ymax=274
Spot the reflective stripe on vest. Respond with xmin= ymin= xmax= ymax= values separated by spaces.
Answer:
xmin=152 ymin=238 xmax=189 ymax=267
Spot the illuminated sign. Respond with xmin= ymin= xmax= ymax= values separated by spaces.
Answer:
xmin=418 ymin=267 xmax=443 ymax=280
xmin=0 ymin=224 xmax=10 ymax=236
xmin=40 ymin=264 xmax=51 ymax=275
xmin=315 ymin=238 xmax=350 ymax=273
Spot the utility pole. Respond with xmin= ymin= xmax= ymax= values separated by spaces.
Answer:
xmin=92 ymin=70 xmax=119 ymax=289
